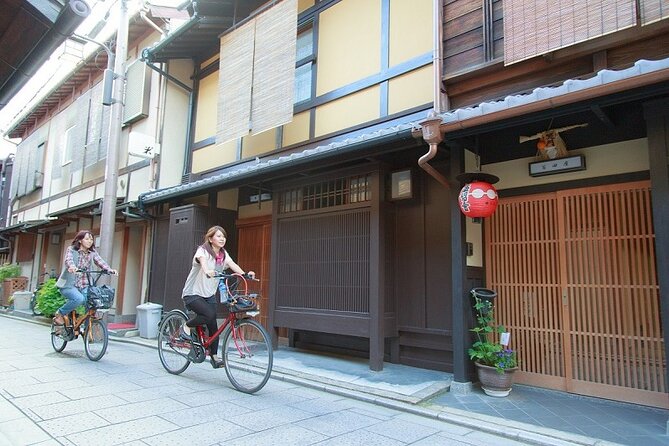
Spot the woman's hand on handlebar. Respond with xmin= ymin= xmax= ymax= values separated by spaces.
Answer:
xmin=106 ymin=269 xmax=118 ymax=276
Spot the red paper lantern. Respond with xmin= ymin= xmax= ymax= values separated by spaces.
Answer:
xmin=458 ymin=181 xmax=498 ymax=218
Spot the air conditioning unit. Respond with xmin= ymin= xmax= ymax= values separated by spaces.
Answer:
xmin=123 ymin=60 xmax=151 ymax=125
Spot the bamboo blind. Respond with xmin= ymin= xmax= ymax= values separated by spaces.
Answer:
xmin=503 ymin=0 xmax=637 ymax=65
xmin=486 ymin=181 xmax=665 ymax=406
xmin=251 ymin=0 xmax=297 ymax=136
xmin=217 ymin=19 xmax=255 ymax=144
xmin=640 ymin=0 xmax=669 ymax=25
xmin=217 ymin=0 xmax=297 ymax=144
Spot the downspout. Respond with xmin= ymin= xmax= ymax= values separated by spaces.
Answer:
xmin=418 ymin=0 xmax=449 ymax=189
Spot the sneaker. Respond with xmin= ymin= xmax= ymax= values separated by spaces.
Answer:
xmin=179 ymin=325 xmax=192 ymax=341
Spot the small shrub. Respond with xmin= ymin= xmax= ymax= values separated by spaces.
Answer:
xmin=36 ymin=278 xmax=85 ymax=317
xmin=35 ymin=279 xmax=64 ymax=317
xmin=0 ymin=263 xmax=21 ymax=281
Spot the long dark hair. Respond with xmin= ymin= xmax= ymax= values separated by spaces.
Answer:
xmin=200 ymin=225 xmax=226 ymax=259
xmin=71 ymin=230 xmax=96 ymax=251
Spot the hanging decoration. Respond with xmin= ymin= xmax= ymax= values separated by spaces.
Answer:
xmin=519 ymin=123 xmax=588 ymax=160
xmin=456 ymin=172 xmax=500 ymax=218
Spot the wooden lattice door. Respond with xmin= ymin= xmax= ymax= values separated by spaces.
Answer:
xmin=486 ymin=181 xmax=666 ymax=408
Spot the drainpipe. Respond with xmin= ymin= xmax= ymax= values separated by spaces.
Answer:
xmin=418 ymin=0 xmax=450 ymax=189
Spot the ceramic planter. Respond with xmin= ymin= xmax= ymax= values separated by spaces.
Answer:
xmin=475 ymin=362 xmax=518 ymax=397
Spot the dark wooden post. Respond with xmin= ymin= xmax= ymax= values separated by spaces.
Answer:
xmin=643 ymin=98 xmax=669 ymax=390
xmin=449 ymin=144 xmax=470 ymax=385
xmin=369 ymin=169 xmax=385 ymax=371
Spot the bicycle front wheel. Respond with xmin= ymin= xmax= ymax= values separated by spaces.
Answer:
xmin=158 ymin=311 xmax=191 ymax=375
xmin=31 ymin=294 xmax=42 ymax=316
xmin=222 ymin=318 xmax=273 ymax=394
xmin=50 ymin=321 xmax=67 ymax=352
xmin=84 ymin=318 xmax=108 ymax=361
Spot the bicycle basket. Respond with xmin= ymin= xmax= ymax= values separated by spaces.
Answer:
xmin=226 ymin=295 xmax=258 ymax=313
xmin=87 ymin=285 xmax=115 ymax=309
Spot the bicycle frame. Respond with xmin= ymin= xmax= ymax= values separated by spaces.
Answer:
xmin=193 ymin=273 xmax=260 ymax=356
xmin=64 ymin=308 xmax=97 ymax=334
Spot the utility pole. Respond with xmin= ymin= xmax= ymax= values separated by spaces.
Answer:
xmin=98 ymin=0 xmax=128 ymax=262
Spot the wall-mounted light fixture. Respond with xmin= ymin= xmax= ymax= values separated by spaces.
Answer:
xmin=390 ymin=169 xmax=413 ymax=200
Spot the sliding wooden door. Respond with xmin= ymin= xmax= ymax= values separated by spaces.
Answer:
xmin=486 ymin=181 xmax=666 ymax=408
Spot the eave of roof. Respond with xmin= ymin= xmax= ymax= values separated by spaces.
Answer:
xmin=141 ymin=0 xmax=268 ymax=63
xmin=0 ymin=0 xmax=91 ymax=110
xmin=138 ymin=57 xmax=669 ymax=206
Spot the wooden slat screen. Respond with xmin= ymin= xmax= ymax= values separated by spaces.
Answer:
xmin=560 ymin=182 xmax=664 ymax=399
xmin=503 ymin=0 xmax=637 ymax=65
xmin=486 ymin=193 xmax=564 ymax=379
xmin=275 ymin=209 xmax=370 ymax=313
xmin=487 ymin=181 xmax=666 ymax=408
xmin=640 ymin=0 xmax=669 ymax=25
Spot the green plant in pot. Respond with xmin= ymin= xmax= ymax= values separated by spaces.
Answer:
xmin=0 ymin=263 xmax=21 ymax=281
xmin=34 ymin=278 xmax=84 ymax=317
xmin=0 ymin=263 xmax=23 ymax=306
xmin=468 ymin=290 xmax=518 ymax=397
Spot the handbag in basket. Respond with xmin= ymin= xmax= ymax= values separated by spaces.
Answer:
xmin=87 ymin=285 xmax=115 ymax=309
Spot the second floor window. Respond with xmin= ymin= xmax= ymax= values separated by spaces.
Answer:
xmin=294 ymin=25 xmax=314 ymax=104
xmin=61 ymin=125 xmax=75 ymax=166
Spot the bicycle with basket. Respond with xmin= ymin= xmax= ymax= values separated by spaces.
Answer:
xmin=50 ymin=269 xmax=115 ymax=361
xmin=157 ymin=272 xmax=273 ymax=394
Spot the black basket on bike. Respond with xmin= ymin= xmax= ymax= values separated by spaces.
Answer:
xmin=88 ymin=285 xmax=115 ymax=309
xmin=225 ymin=294 xmax=258 ymax=313
xmin=220 ymin=273 xmax=259 ymax=313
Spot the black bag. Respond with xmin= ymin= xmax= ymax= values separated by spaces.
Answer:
xmin=88 ymin=285 xmax=115 ymax=309
xmin=227 ymin=295 xmax=258 ymax=313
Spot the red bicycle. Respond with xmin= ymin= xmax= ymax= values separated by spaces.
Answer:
xmin=157 ymin=272 xmax=273 ymax=394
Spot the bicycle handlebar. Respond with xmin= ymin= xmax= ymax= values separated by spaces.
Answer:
xmin=75 ymin=269 xmax=115 ymax=275
xmin=209 ymin=271 xmax=259 ymax=281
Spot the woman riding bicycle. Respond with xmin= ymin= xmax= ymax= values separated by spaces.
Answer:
xmin=53 ymin=230 xmax=117 ymax=326
xmin=180 ymin=225 xmax=254 ymax=369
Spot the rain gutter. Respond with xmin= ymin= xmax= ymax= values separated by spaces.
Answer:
xmin=417 ymin=0 xmax=450 ymax=190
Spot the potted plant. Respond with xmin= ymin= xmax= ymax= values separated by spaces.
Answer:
xmin=468 ymin=290 xmax=518 ymax=397
xmin=0 ymin=263 xmax=26 ymax=307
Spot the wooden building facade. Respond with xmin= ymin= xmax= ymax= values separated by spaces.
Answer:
xmin=138 ymin=0 xmax=668 ymax=408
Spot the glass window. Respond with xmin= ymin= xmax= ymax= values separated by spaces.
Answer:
xmin=294 ymin=25 xmax=314 ymax=105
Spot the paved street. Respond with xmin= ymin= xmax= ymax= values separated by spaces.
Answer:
xmin=1 ymin=315 xmax=620 ymax=446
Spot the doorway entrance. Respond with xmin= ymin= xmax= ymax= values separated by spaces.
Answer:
xmin=485 ymin=181 xmax=666 ymax=408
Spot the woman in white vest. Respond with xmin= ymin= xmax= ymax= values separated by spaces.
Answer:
xmin=54 ymin=230 xmax=117 ymax=325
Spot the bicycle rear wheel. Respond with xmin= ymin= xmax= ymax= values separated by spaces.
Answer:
xmin=84 ymin=318 xmax=108 ymax=361
xmin=50 ymin=321 xmax=67 ymax=352
xmin=158 ymin=311 xmax=191 ymax=374
xmin=222 ymin=318 xmax=273 ymax=394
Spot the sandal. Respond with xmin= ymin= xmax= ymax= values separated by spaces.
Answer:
xmin=53 ymin=313 xmax=65 ymax=325
xmin=210 ymin=355 xmax=225 ymax=369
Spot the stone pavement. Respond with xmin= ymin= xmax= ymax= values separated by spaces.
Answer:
xmin=2 ymin=310 xmax=666 ymax=445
